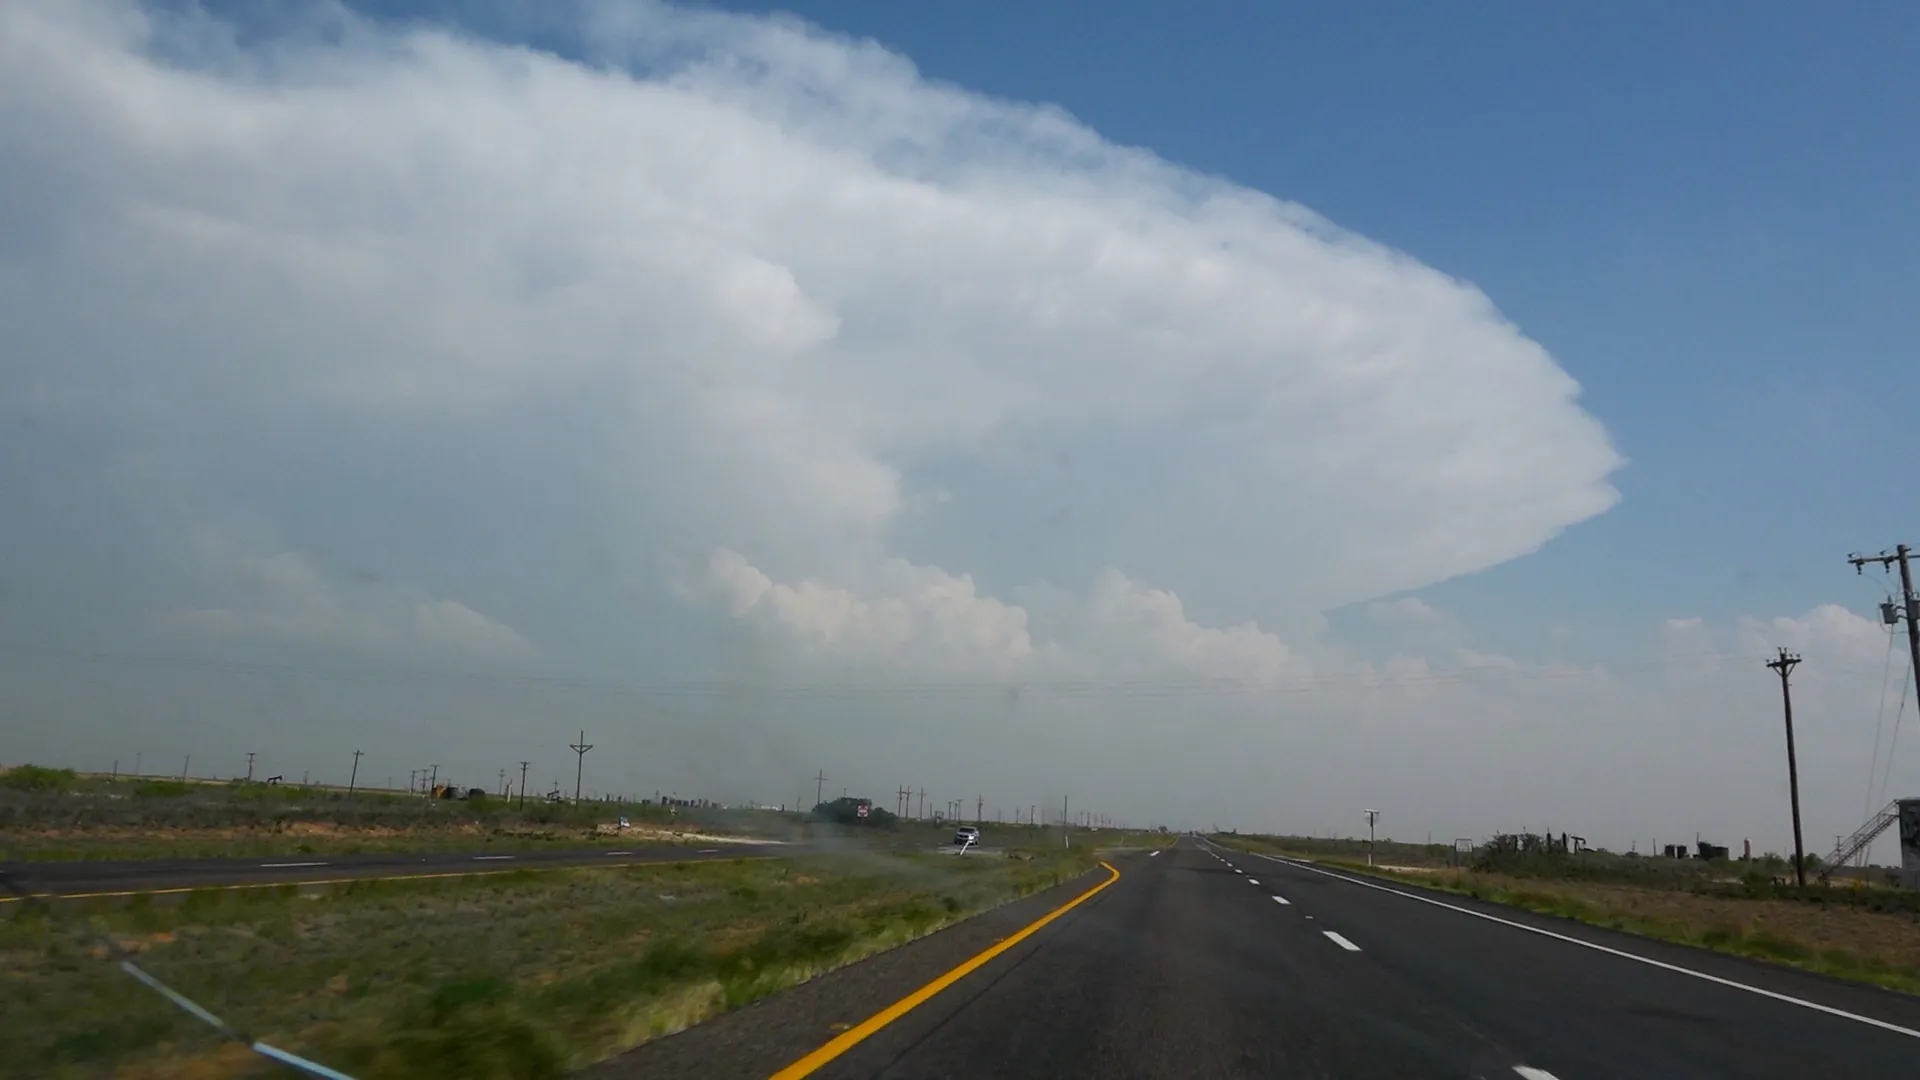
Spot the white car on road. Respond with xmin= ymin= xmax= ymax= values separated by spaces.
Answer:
xmin=953 ymin=826 xmax=981 ymax=848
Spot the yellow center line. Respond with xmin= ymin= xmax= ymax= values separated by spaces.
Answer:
xmin=0 ymin=854 xmax=774 ymax=904
xmin=769 ymin=859 xmax=1122 ymax=1080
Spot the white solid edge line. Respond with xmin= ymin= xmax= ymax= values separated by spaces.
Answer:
xmin=258 ymin=861 xmax=328 ymax=868
xmin=1513 ymin=1068 xmax=1560 ymax=1080
xmin=1272 ymin=895 xmax=1290 ymax=905
xmin=1323 ymin=930 xmax=1362 ymax=952
xmin=1245 ymin=849 xmax=1920 ymax=1041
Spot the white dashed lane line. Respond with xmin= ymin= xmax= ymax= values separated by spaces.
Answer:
xmin=1512 ymin=1068 xmax=1560 ymax=1080
xmin=1233 ymin=868 xmax=1243 ymax=874
xmin=258 ymin=862 xmax=328 ymax=868
xmin=605 ymin=851 xmax=632 ymax=856
xmin=1250 ymin=850 xmax=1920 ymax=1041
xmin=1150 ymin=851 xmax=1160 ymax=857
xmin=472 ymin=855 xmax=515 ymax=861
xmin=1247 ymin=879 xmax=1260 ymax=885
xmin=1271 ymin=895 xmax=1290 ymax=905
xmin=1323 ymin=931 xmax=1362 ymax=952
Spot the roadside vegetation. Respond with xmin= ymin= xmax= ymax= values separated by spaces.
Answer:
xmin=1 ymin=844 xmax=1105 ymax=1079
xmin=1214 ymin=832 xmax=1920 ymax=994
xmin=2 ymin=765 xmax=1165 ymax=864
xmin=0 ymin=765 xmax=796 ymax=861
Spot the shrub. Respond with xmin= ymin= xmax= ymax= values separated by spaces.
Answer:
xmin=132 ymin=779 xmax=194 ymax=798
xmin=0 ymin=765 xmax=77 ymax=792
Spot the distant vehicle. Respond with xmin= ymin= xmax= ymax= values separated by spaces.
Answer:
xmin=953 ymin=826 xmax=980 ymax=847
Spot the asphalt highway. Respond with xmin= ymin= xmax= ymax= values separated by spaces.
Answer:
xmin=601 ymin=836 xmax=1920 ymax=1079
xmin=0 ymin=841 xmax=794 ymax=899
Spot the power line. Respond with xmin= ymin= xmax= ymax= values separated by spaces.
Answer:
xmin=1850 ymin=545 xmax=1920 ymax=819
xmin=1864 ymin=624 xmax=1900 ymax=825
xmin=0 ymin=639 xmax=1849 ymax=700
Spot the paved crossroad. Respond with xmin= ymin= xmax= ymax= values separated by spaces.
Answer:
xmin=0 ymin=843 xmax=791 ymax=900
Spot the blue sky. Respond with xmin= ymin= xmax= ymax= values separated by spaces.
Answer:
xmin=6 ymin=0 xmax=1919 ymax=844
xmin=689 ymin=0 xmax=1920 ymax=653
xmin=310 ymin=0 xmax=1920 ymax=658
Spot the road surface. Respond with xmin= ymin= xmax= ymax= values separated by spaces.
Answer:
xmin=0 ymin=842 xmax=793 ymax=900
xmin=598 ymin=836 xmax=1920 ymax=1079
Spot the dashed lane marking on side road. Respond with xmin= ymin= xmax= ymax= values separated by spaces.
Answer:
xmin=1248 ymin=850 xmax=1920 ymax=1042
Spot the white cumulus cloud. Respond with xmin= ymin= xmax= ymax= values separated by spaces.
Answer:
xmin=0 ymin=0 xmax=1697 ymax=841
xmin=2 ymin=0 xmax=1621 ymax=642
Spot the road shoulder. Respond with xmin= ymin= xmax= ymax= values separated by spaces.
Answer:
xmin=580 ymin=858 xmax=1122 ymax=1079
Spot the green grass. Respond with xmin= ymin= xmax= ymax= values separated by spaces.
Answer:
xmin=0 ymin=777 xmax=803 ymax=862
xmin=0 ymin=846 xmax=1102 ymax=1079
xmin=0 ymin=764 xmax=78 ymax=793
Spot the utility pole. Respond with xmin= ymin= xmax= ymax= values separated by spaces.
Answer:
xmin=1768 ymin=647 xmax=1808 ymax=888
xmin=1850 ymin=546 xmax=1920 ymax=724
xmin=498 ymin=768 xmax=507 ymax=796
xmin=519 ymin=761 xmax=529 ymax=809
xmin=815 ymin=769 xmax=828 ymax=809
xmin=428 ymin=763 xmax=439 ymax=797
xmin=1364 ymin=809 xmax=1380 ymax=867
xmin=917 ymin=787 xmax=926 ymax=819
xmin=977 ymin=794 xmax=984 ymax=823
xmin=181 ymin=755 xmax=190 ymax=781
xmin=569 ymin=731 xmax=593 ymax=804
xmin=245 ymin=751 xmax=256 ymax=782
xmin=348 ymin=750 xmax=362 ymax=798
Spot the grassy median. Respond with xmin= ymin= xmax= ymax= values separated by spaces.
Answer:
xmin=1 ymin=846 xmax=1101 ymax=1080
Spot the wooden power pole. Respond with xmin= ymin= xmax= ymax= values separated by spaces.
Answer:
xmin=1850 ymin=545 xmax=1920 ymax=728
xmin=1767 ymin=647 xmax=1807 ymax=888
